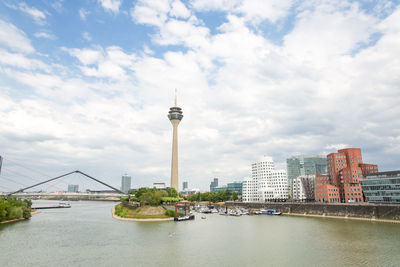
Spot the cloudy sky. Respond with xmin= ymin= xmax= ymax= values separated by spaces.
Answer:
xmin=0 ymin=0 xmax=399 ymax=192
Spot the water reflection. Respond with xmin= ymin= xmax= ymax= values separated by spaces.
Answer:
xmin=0 ymin=201 xmax=399 ymax=267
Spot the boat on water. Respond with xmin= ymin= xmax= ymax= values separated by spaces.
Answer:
xmin=228 ymin=209 xmax=242 ymax=216
xmin=174 ymin=214 xmax=195 ymax=221
xmin=198 ymin=208 xmax=212 ymax=213
xmin=59 ymin=202 xmax=71 ymax=208
xmin=259 ymin=209 xmax=281 ymax=215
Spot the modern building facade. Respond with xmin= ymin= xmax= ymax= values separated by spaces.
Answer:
xmin=212 ymin=185 xmax=228 ymax=192
xmin=182 ymin=181 xmax=188 ymax=191
xmin=68 ymin=184 xmax=79 ymax=193
xmin=227 ymin=181 xmax=243 ymax=195
xmin=242 ymin=156 xmax=288 ymax=202
xmin=315 ymin=148 xmax=378 ymax=203
xmin=210 ymin=178 xmax=218 ymax=191
xmin=121 ymin=174 xmax=131 ymax=193
xmin=211 ymin=181 xmax=242 ymax=195
xmin=180 ymin=188 xmax=200 ymax=196
xmin=168 ymin=90 xmax=183 ymax=191
xmin=360 ymin=170 xmax=400 ymax=203
xmin=286 ymin=155 xmax=327 ymax=180
xmin=289 ymin=176 xmax=315 ymax=201
xmin=153 ymin=182 xmax=166 ymax=190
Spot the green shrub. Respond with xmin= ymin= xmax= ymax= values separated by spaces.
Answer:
xmin=161 ymin=197 xmax=184 ymax=203
xmin=165 ymin=209 xmax=175 ymax=217
xmin=165 ymin=209 xmax=185 ymax=217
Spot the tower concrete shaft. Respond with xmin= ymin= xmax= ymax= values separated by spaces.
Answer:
xmin=170 ymin=119 xmax=180 ymax=190
xmin=168 ymin=92 xmax=183 ymax=191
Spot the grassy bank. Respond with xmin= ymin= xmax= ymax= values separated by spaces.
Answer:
xmin=0 ymin=197 xmax=32 ymax=224
xmin=114 ymin=204 xmax=172 ymax=219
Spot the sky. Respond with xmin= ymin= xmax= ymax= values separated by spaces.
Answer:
xmin=0 ymin=0 xmax=399 ymax=192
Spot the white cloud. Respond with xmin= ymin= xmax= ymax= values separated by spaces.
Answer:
xmin=170 ymin=0 xmax=191 ymax=19
xmin=51 ymin=1 xmax=64 ymax=13
xmin=0 ymin=20 xmax=34 ymax=53
xmin=190 ymin=0 xmax=240 ymax=11
xmin=34 ymin=32 xmax=56 ymax=40
xmin=79 ymin=8 xmax=90 ymax=21
xmin=82 ymin=32 xmax=92 ymax=41
xmin=284 ymin=1 xmax=378 ymax=64
xmin=131 ymin=0 xmax=171 ymax=27
xmin=98 ymin=0 xmax=122 ymax=14
xmin=190 ymin=0 xmax=292 ymax=24
xmin=0 ymin=49 xmax=49 ymax=71
xmin=18 ymin=2 xmax=47 ymax=25
xmin=65 ymin=46 xmax=137 ymax=81
xmin=66 ymin=48 xmax=103 ymax=65
xmin=131 ymin=0 xmax=209 ymax=47
xmin=155 ymin=19 xmax=210 ymax=47
xmin=325 ymin=144 xmax=349 ymax=150
xmin=1 ymin=1 xmax=400 ymax=190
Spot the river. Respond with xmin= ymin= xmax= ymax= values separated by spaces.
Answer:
xmin=1 ymin=200 xmax=399 ymax=266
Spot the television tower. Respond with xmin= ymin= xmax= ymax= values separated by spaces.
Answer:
xmin=168 ymin=89 xmax=183 ymax=191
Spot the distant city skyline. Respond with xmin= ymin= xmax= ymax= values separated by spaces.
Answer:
xmin=0 ymin=1 xmax=399 ymax=191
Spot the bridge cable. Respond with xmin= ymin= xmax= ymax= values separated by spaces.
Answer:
xmin=4 ymin=158 xmax=54 ymax=179
xmin=0 ymin=175 xmax=28 ymax=187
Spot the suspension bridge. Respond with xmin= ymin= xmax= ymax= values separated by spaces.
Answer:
xmin=0 ymin=157 xmax=128 ymax=201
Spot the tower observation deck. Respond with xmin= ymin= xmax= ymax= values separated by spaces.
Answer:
xmin=168 ymin=89 xmax=183 ymax=191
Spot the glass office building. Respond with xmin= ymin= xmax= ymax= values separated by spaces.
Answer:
xmin=210 ymin=178 xmax=218 ymax=191
xmin=227 ymin=182 xmax=243 ymax=195
xmin=287 ymin=155 xmax=327 ymax=180
xmin=121 ymin=174 xmax=131 ymax=193
xmin=68 ymin=184 xmax=79 ymax=193
xmin=360 ymin=170 xmax=400 ymax=203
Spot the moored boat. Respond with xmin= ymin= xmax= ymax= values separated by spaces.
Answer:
xmin=259 ymin=209 xmax=281 ymax=215
xmin=174 ymin=214 xmax=195 ymax=221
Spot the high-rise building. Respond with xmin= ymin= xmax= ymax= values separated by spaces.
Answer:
xmin=286 ymin=155 xmax=327 ymax=180
xmin=68 ymin=184 xmax=79 ymax=193
xmin=210 ymin=178 xmax=218 ymax=191
xmin=360 ymin=170 xmax=400 ymax=203
xmin=182 ymin=181 xmax=188 ymax=191
xmin=168 ymin=89 xmax=183 ymax=191
xmin=315 ymin=148 xmax=378 ymax=203
xmin=121 ymin=174 xmax=131 ymax=193
xmin=242 ymin=156 xmax=288 ymax=202
xmin=289 ymin=176 xmax=315 ymax=201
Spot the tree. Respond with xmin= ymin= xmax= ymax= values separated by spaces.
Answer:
xmin=167 ymin=187 xmax=178 ymax=197
xmin=231 ymin=192 xmax=238 ymax=201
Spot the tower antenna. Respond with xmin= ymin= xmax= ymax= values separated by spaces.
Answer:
xmin=174 ymin=88 xmax=177 ymax=106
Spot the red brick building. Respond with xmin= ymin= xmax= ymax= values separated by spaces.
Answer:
xmin=315 ymin=148 xmax=378 ymax=203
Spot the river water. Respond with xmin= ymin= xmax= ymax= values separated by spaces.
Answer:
xmin=1 ymin=200 xmax=400 ymax=267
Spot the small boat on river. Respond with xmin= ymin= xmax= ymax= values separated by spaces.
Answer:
xmin=174 ymin=214 xmax=195 ymax=221
xmin=259 ymin=209 xmax=281 ymax=215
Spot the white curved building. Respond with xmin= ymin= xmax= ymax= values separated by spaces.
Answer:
xmin=242 ymin=156 xmax=288 ymax=202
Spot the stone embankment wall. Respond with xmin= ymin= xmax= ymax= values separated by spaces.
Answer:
xmin=226 ymin=202 xmax=400 ymax=221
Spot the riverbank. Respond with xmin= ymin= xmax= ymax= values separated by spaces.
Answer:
xmin=111 ymin=207 xmax=173 ymax=222
xmin=225 ymin=202 xmax=400 ymax=223
xmin=282 ymin=212 xmax=400 ymax=224
xmin=0 ymin=217 xmax=26 ymax=225
xmin=0 ymin=209 xmax=40 ymax=225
